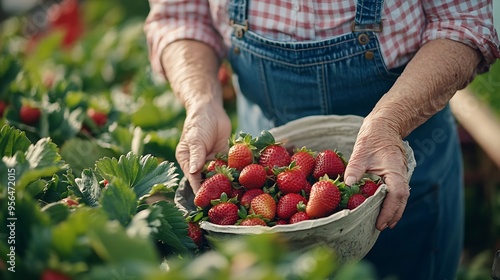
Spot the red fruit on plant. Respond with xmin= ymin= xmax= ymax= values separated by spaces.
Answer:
xmin=187 ymin=222 xmax=204 ymax=248
xmin=19 ymin=105 xmax=41 ymax=125
xmin=306 ymin=176 xmax=342 ymax=218
xmin=291 ymin=147 xmax=316 ymax=177
xmin=194 ymin=167 xmax=234 ymax=208
xmin=239 ymin=217 xmax=267 ymax=226
xmin=347 ymin=193 xmax=367 ymax=210
xmin=250 ymin=193 xmax=277 ymax=220
xmin=277 ymin=193 xmax=307 ymax=220
xmin=289 ymin=211 xmax=310 ymax=224
xmin=313 ymin=149 xmax=346 ymax=180
xmin=87 ymin=108 xmax=107 ymax=127
xmin=218 ymin=64 xmax=231 ymax=85
xmin=208 ymin=197 xmax=239 ymax=225
xmin=275 ymin=165 xmax=308 ymax=194
xmin=239 ymin=163 xmax=267 ymax=190
xmin=240 ymin=188 xmax=264 ymax=209
xmin=0 ymin=101 xmax=7 ymax=117
xmin=259 ymin=144 xmax=291 ymax=175
xmin=62 ymin=198 xmax=78 ymax=207
xmin=41 ymin=269 xmax=70 ymax=280
xmin=360 ymin=179 xmax=381 ymax=197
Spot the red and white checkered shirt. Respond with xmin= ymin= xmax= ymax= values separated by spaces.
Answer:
xmin=144 ymin=0 xmax=500 ymax=75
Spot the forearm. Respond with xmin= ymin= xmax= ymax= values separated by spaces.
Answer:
xmin=368 ymin=39 xmax=482 ymax=137
xmin=161 ymin=40 xmax=224 ymax=111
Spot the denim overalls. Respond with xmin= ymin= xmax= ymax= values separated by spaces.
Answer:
xmin=227 ymin=0 xmax=464 ymax=279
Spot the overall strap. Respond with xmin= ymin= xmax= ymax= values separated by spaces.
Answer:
xmin=352 ymin=0 xmax=385 ymax=32
xmin=228 ymin=0 xmax=249 ymax=38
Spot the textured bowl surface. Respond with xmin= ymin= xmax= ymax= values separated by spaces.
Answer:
xmin=181 ymin=115 xmax=416 ymax=264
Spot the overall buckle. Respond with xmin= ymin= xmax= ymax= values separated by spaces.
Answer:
xmin=351 ymin=21 xmax=383 ymax=33
xmin=230 ymin=19 xmax=248 ymax=38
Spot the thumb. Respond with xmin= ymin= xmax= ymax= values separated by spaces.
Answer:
xmin=344 ymin=152 xmax=367 ymax=186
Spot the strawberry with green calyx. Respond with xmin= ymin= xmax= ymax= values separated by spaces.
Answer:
xmin=274 ymin=162 xmax=308 ymax=194
xmin=250 ymin=193 xmax=277 ymax=221
xmin=240 ymin=188 xmax=264 ymax=209
xmin=254 ymin=131 xmax=291 ymax=175
xmin=194 ymin=166 xmax=235 ymax=208
xmin=61 ymin=197 xmax=78 ymax=207
xmin=338 ymin=181 xmax=358 ymax=209
xmin=313 ymin=149 xmax=347 ymax=180
xmin=306 ymin=175 xmax=342 ymax=218
xmin=359 ymin=177 xmax=382 ymax=197
xmin=347 ymin=193 xmax=367 ymax=210
xmin=237 ymin=206 xmax=268 ymax=226
xmin=205 ymin=153 xmax=228 ymax=173
xmin=239 ymin=163 xmax=267 ymax=190
xmin=229 ymin=185 xmax=246 ymax=200
xmin=228 ymin=132 xmax=257 ymax=171
xmin=291 ymin=146 xmax=316 ymax=177
xmin=208 ymin=193 xmax=240 ymax=225
xmin=277 ymin=193 xmax=307 ymax=220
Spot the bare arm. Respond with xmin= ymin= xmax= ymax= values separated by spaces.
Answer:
xmin=162 ymin=40 xmax=232 ymax=192
xmin=345 ymin=39 xmax=482 ymax=231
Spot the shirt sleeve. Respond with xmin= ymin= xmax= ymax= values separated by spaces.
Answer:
xmin=144 ymin=0 xmax=226 ymax=76
xmin=422 ymin=0 xmax=500 ymax=73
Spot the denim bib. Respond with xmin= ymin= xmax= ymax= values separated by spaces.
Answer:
xmin=227 ymin=1 xmax=464 ymax=279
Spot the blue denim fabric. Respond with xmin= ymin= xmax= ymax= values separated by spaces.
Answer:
xmin=227 ymin=1 xmax=464 ymax=279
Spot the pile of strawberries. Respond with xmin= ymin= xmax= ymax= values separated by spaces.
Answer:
xmin=187 ymin=130 xmax=382 ymax=245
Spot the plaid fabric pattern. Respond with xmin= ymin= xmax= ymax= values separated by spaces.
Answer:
xmin=144 ymin=0 xmax=500 ymax=75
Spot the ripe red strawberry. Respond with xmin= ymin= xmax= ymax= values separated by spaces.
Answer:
xmin=194 ymin=167 xmax=234 ymax=208
xmin=277 ymin=193 xmax=307 ymax=220
xmin=208 ymin=194 xmax=239 ymax=225
xmin=240 ymin=189 xmax=264 ymax=209
xmin=259 ymin=144 xmax=291 ymax=175
xmin=228 ymin=133 xmax=255 ymax=171
xmin=239 ymin=163 xmax=267 ymax=190
xmin=0 ymin=100 xmax=7 ymax=117
xmin=41 ymin=269 xmax=71 ymax=280
xmin=19 ymin=104 xmax=41 ymax=125
xmin=250 ymin=193 xmax=276 ymax=220
xmin=306 ymin=175 xmax=342 ymax=218
xmin=304 ymin=180 xmax=312 ymax=195
xmin=291 ymin=147 xmax=316 ymax=177
xmin=229 ymin=186 xmax=245 ymax=200
xmin=87 ymin=108 xmax=107 ymax=127
xmin=289 ymin=211 xmax=310 ymax=224
xmin=62 ymin=198 xmax=78 ymax=207
xmin=275 ymin=219 xmax=288 ymax=225
xmin=206 ymin=158 xmax=227 ymax=173
xmin=313 ymin=149 xmax=346 ymax=180
xmin=347 ymin=193 xmax=367 ymax=210
xmin=239 ymin=216 xmax=267 ymax=226
xmin=275 ymin=164 xmax=308 ymax=194
xmin=187 ymin=222 xmax=204 ymax=248
xmin=360 ymin=179 xmax=381 ymax=197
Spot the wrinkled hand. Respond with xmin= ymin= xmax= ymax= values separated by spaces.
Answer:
xmin=176 ymin=102 xmax=232 ymax=193
xmin=344 ymin=117 xmax=410 ymax=231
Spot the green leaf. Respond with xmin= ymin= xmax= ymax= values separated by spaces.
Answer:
xmin=41 ymin=202 xmax=70 ymax=225
xmin=71 ymin=169 xmax=101 ymax=207
xmin=99 ymin=178 xmax=137 ymax=226
xmin=60 ymin=138 xmax=118 ymax=176
xmin=150 ymin=200 xmax=196 ymax=254
xmin=3 ymin=137 xmax=67 ymax=190
xmin=0 ymin=125 xmax=31 ymax=157
xmin=95 ymin=152 xmax=179 ymax=200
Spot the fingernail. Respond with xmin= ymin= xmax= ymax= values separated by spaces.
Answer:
xmin=189 ymin=165 xmax=197 ymax=174
xmin=389 ymin=222 xmax=397 ymax=229
xmin=379 ymin=223 xmax=388 ymax=231
xmin=345 ymin=176 xmax=356 ymax=186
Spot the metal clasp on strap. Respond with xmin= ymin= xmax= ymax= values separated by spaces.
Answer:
xmin=351 ymin=21 xmax=383 ymax=33
xmin=230 ymin=19 xmax=248 ymax=38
